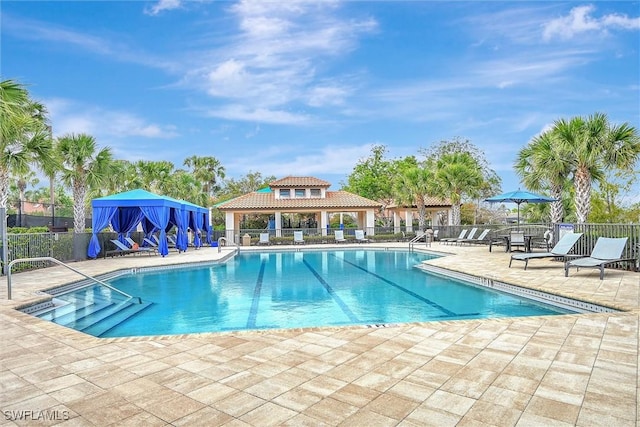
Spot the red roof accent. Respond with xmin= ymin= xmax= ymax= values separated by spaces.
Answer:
xmin=216 ymin=190 xmax=382 ymax=211
xmin=269 ymin=176 xmax=331 ymax=188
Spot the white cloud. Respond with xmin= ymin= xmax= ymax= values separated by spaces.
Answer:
xmin=226 ymin=143 xmax=374 ymax=178
xmin=206 ymin=105 xmax=310 ymax=125
xmin=45 ymin=98 xmax=179 ymax=139
xmin=192 ymin=1 xmax=377 ymax=115
xmin=145 ymin=0 xmax=183 ymax=16
xmin=543 ymin=5 xmax=640 ymax=41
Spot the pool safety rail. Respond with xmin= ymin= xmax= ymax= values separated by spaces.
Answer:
xmin=408 ymin=233 xmax=430 ymax=251
xmin=217 ymin=236 xmax=240 ymax=254
xmin=6 ymin=257 xmax=142 ymax=304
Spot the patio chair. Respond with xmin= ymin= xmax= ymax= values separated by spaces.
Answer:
xmin=334 ymin=230 xmax=346 ymax=243
xmin=453 ymin=227 xmax=477 ymax=245
xmin=124 ymin=237 xmax=156 ymax=254
xmin=440 ymin=229 xmax=468 ymax=245
xmin=510 ymin=232 xmax=583 ymax=270
xmin=565 ymin=237 xmax=635 ymax=280
xmin=355 ymin=230 xmax=369 ymax=243
xmin=459 ymin=228 xmax=491 ymax=245
xmin=143 ymin=237 xmax=158 ymax=248
xmin=509 ymin=230 xmax=526 ymax=252
xmin=293 ymin=231 xmax=305 ymax=245
xmin=258 ymin=233 xmax=271 ymax=245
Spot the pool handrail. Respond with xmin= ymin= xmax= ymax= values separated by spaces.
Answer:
xmin=7 ymin=257 xmax=142 ymax=303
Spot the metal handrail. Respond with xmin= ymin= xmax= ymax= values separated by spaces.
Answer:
xmin=7 ymin=257 xmax=141 ymax=303
xmin=217 ymin=237 xmax=240 ymax=254
xmin=408 ymin=233 xmax=430 ymax=251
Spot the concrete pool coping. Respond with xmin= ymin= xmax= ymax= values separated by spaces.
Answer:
xmin=1 ymin=242 xmax=638 ymax=425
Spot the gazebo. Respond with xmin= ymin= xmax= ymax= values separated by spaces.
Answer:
xmin=215 ymin=176 xmax=382 ymax=242
xmin=87 ymin=189 xmax=211 ymax=258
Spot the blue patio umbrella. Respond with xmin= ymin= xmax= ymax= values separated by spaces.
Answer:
xmin=484 ymin=189 xmax=557 ymax=228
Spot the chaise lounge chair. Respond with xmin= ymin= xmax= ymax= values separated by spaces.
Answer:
xmin=564 ymin=237 xmax=634 ymax=280
xmin=510 ymin=232 xmax=583 ymax=270
xmin=124 ymin=237 xmax=156 ymax=254
xmin=459 ymin=228 xmax=491 ymax=245
xmin=355 ymin=230 xmax=369 ymax=243
xmin=258 ymin=233 xmax=271 ymax=245
xmin=334 ymin=230 xmax=346 ymax=243
xmin=452 ymin=227 xmax=478 ymax=245
xmin=440 ymin=229 xmax=467 ymax=245
xmin=293 ymin=231 xmax=305 ymax=244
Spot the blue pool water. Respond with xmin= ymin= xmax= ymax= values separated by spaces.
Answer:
xmin=39 ymin=250 xmax=573 ymax=337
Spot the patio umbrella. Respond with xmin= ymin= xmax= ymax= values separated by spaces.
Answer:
xmin=484 ymin=189 xmax=556 ymax=229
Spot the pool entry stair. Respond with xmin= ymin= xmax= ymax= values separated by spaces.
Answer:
xmin=22 ymin=285 xmax=153 ymax=337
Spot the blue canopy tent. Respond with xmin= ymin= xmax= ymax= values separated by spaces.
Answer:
xmin=87 ymin=189 xmax=208 ymax=258
xmin=180 ymin=200 xmax=211 ymax=248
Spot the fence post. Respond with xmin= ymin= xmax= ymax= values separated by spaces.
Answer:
xmin=1 ymin=208 xmax=7 ymax=276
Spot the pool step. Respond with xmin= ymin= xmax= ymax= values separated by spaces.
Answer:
xmin=82 ymin=301 xmax=154 ymax=337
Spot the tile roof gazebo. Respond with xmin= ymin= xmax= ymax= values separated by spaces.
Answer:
xmin=387 ymin=197 xmax=454 ymax=231
xmin=215 ymin=176 xmax=382 ymax=242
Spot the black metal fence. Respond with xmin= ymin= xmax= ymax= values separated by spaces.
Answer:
xmin=1 ymin=223 xmax=638 ymax=274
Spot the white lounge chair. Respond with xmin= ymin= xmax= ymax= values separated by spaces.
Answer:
xmin=510 ymin=232 xmax=583 ymax=270
xmin=334 ymin=230 xmax=346 ymax=243
xmin=258 ymin=233 xmax=271 ymax=245
xmin=355 ymin=230 xmax=369 ymax=243
xmin=565 ymin=237 xmax=634 ymax=280
xmin=459 ymin=228 xmax=491 ymax=245
xmin=440 ymin=229 xmax=467 ymax=245
xmin=293 ymin=231 xmax=305 ymax=244
xmin=453 ymin=227 xmax=477 ymax=245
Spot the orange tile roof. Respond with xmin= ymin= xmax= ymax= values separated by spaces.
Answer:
xmin=269 ymin=176 xmax=332 ymax=188
xmin=216 ymin=190 xmax=382 ymax=211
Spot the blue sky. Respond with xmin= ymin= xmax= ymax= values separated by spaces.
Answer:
xmin=3 ymin=1 xmax=639 ymax=202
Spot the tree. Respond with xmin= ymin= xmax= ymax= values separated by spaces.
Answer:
xmin=515 ymin=130 xmax=572 ymax=223
xmin=553 ymin=113 xmax=640 ymax=223
xmin=431 ymin=152 xmax=484 ymax=225
xmin=56 ymin=133 xmax=114 ymax=233
xmin=217 ymin=171 xmax=276 ymax=201
xmin=393 ymin=165 xmax=435 ymax=233
xmin=0 ymin=79 xmax=54 ymax=211
xmin=421 ymin=137 xmax=501 ymax=225
xmin=184 ymin=155 xmax=226 ymax=201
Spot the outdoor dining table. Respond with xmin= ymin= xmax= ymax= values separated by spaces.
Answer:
xmin=489 ymin=234 xmax=538 ymax=253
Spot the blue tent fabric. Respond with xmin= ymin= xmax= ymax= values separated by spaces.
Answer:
xmin=87 ymin=189 xmax=209 ymax=258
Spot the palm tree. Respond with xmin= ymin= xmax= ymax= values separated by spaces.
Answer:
xmin=184 ymin=155 xmax=226 ymax=200
xmin=56 ymin=133 xmax=114 ymax=233
xmin=432 ymin=152 xmax=484 ymax=225
xmin=515 ymin=130 xmax=571 ymax=223
xmin=553 ymin=113 xmax=640 ymax=223
xmin=393 ymin=166 xmax=435 ymax=233
xmin=0 ymin=80 xmax=54 ymax=211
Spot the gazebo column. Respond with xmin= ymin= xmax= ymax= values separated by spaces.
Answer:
xmin=393 ymin=210 xmax=401 ymax=233
xmin=320 ymin=210 xmax=328 ymax=236
xmin=404 ymin=210 xmax=413 ymax=233
xmin=431 ymin=211 xmax=438 ymax=228
xmin=225 ymin=212 xmax=236 ymax=242
xmin=447 ymin=208 xmax=453 ymax=225
xmin=275 ymin=211 xmax=282 ymax=237
xmin=366 ymin=209 xmax=375 ymax=235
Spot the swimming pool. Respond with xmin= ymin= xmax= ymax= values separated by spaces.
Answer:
xmin=31 ymin=249 xmax=576 ymax=338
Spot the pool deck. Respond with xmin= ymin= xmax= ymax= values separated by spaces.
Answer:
xmin=1 ymin=242 xmax=638 ymax=426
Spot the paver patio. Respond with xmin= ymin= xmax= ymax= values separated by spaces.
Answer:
xmin=1 ymin=242 xmax=638 ymax=426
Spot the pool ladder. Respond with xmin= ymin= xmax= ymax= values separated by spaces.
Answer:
xmin=217 ymin=237 xmax=240 ymax=254
xmin=6 ymin=257 xmax=142 ymax=303
xmin=408 ymin=233 xmax=431 ymax=252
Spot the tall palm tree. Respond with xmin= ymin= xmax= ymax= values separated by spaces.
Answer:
xmin=432 ymin=152 xmax=484 ymax=226
xmin=135 ymin=160 xmax=175 ymax=194
xmin=515 ymin=130 xmax=571 ymax=223
xmin=393 ymin=166 xmax=435 ymax=233
xmin=184 ymin=155 xmax=226 ymax=200
xmin=0 ymin=80 xmax=54 ymax=211
xmin=553 ymin=113 xmax=640 ymax=223
xmin=56 ymin=133 xmax=114 ymax=233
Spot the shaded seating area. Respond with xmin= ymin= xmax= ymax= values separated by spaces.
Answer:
xmin=510 ymin=232 xmax=583 ymax=270
xmin=87 ymin=189 xmax=211 ymax=258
